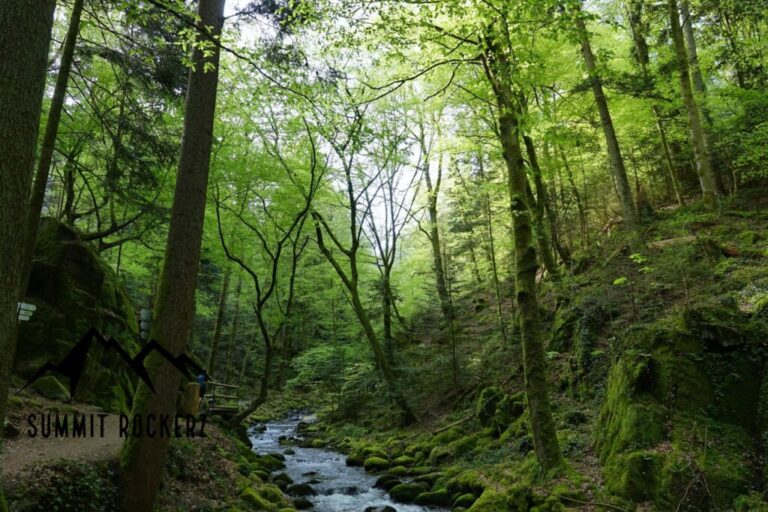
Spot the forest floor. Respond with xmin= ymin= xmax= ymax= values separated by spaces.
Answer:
xmin=0 ymin=397 xmax=122 ymax=478
xmin=0 ymin=392 xmax=261 ymax=511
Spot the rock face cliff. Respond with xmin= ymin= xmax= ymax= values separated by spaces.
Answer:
xmin=15 ymin=218 xmax=139 ymax=411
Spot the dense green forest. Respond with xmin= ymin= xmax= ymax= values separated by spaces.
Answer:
xmin=1 ymin=0 xmax=768 ymax=510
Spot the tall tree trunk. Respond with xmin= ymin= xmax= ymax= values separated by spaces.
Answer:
xmin=574 ymin=4 xmax=638 ymax=230
xmin=652 ymin=108 xmax=685 ymax=206
xmin=482 ymin=35 xmax=562 ymax=471
xmin=119 ymin=0 xmax=225 ymax=509
xmin=382 ymin=268 xmax=394 ymax=362
xmin=224 ymin=273 xmax=242 ymax=383
xmin=207 ymin=268 xmax=231 ymax=379
xmin=679 ymin=0 xmax=707 ymax=96
xmin=523 ymin=135 xmax=560 ymax=280
xmin=541 ymin=142 xmax=571 ymax=264
xmin=668 ymin=0 xmax=719 ymax=210
xmin=627 ymin=0 xmax=685 ymax=207
xmin=558 ymin=146 xmax=587 ymax=246
xmin=422 ymin=157 xmax=453 ymax=324
xmin=20 ymin=0 xmax=85 ymax=296
xmin=0 ymin=0 xmax=56 ymax=445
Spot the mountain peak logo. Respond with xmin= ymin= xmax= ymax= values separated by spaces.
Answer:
xmin=20 ymin=328 xmax=208 ymax=398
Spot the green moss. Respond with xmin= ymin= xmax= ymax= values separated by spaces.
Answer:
xmin=392 ymin=455 xmax=415 ymax=466
xmin=258 ymin=484 xmax=285 ymax=504
xmin=529 ymin=495 xmax=565 ymax=512
xmin=446 ymin=470 xmax=485 ymax=496
xmin=414 ymin=489 xmax=451 ymax=507
xmin=594 ymin=352 xmax=666 ymax=463
xmin=387 ymin=465 xmax=408 ymax=476
xmin=453 ymin=493 xmax=477 ymax=508
xmin=254 ymin=454 xmax=286 ymax=472
xmin=467 ymin=490 xmax=513 ymax=511
xmin=433 ymin=426 xmax=465 ymax=444
xmin=427 ymin=434 xmax=478 ymax=465
xmin=240 ymin=488 xmax=277 ymax=511
xmin=733 ymin=492 xmax=768 ymax=511
xmin=604 ymin=450 xmax=662 ymax=501
xmin=389 ymin=482 xmax=428 ymax=503
xmin=363 ymin=456 xmax=390 ymax=472
xmin=30 ymin=375 xmax=69 ymax=400
xmin=476 ymin=387 xmax=503 ymax=427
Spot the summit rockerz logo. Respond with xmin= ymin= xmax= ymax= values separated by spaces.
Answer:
xmin=20 ymin=328 xmax=209 ymax=439
xmin=21 ymin=328 xmax=208 ymax=397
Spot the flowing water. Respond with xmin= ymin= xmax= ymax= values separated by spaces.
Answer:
xmin=248 ymin=414 xmax=449 ymax=512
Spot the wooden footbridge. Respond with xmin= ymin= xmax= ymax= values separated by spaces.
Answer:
xmin=205 ymin=380 xmax=241 ymax=417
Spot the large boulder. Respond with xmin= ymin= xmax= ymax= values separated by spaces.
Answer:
xmin=15 ymin=218 xmax=139 ymax=410
xmin=596 ymin=297 xmax=766 ymax=509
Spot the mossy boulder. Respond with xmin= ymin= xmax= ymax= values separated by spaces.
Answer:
xmin=254 ymin=454 xmax=286 ymax=472
xmin=476 ymin=387 xmax=504 ymax=427
xmin=446 ymin=470 xmax=485 ymax=497
xmin=596 ymin=299 xmax=763 ymax=508
xmin=258 ymin=484 xmax=285 ymax=504
xmin=272 ymin=473 xmax=293 ymax=490
xmin=363 ymin=456 xmax=390 ymax=472
xmin=16 ymin=218 xmax=139 ymax=409
xmin=389 ymin=482 xmax=428 ymax=503
xmin=347 ymin=443 xmax=387 ymax=466
xmin=241 ymin=488 xmax=278 ymax=511
xmin=391 ymin=455 xmax=415 ymax=466
xmin=414 ymin=489 xmax=451 ymax=507
xmin=373 ymin=474 xmax=401 ymax=491
xmin=386 ymin=465 xmax=408 ymax=476
xmin=286 ymin=484 xmax=316 ymax=497
xmin=467 ymin=490 xmax=514 ymax=511
xmin=427 ymin=435 xmax=478 ymax=465
xmin=453 ymin=493 xmax=477 ymax=508
xmin=29 ymin=375 xmax=69 ymax=400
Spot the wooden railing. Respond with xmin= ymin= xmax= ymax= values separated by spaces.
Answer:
xmin=205 ymin=380 xmax=240 ymax=416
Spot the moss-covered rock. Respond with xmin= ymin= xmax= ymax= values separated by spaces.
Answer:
xmin=389 ymin=482 xmax=428 ymax=503
xmin=391 ymin=455 xmax=415 ymax=466
xmin=446 ymin=470 xmax=485 ymax=497
xmin=594 ymin=351 xmax=666 ymax=463
xmin=374 ymin=474 xmax=401 ymax=491
xmin=16 ymin=218 xmax=139 ymax=410
xmin=453 ymin=493 xmax=477 ymax=509
xmin=387 ymin=465 xmax=408 ymax=476
xmin=258 ymin=484 xmax=285 ymax=504
xmin=427 ymin=434 xmax=478 ymax=465
xmin=476 ymin=387 xmax=504 ymax=427
xmin=363 ymin=456 xmax=390 ymax=472
xmin=29 ymin=375 xmax=69 ymax=400
xmin=604 ymin=450 xmax=663 ymax=502
xmin=241 ymin=488 xmax=278 ymax=511
xmin=596 ymin=298 xmax=763 ymax=508
xmin=466 ymin=490 xmax=513 ymax=511
xmin=414 ymin=489 xmax=452 ymax=507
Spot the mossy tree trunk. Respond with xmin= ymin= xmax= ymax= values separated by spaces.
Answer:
xmin=20 ymin=0 xmax=84 ymax=297
xmin=420 ymin=135 xmax=452 ymax=325
xmin=627 ymin=0 xmax=685 ymax=208
xmin=668 ymin=0 xmax=719 ymax=210
xmin=0 ymin=0 xmax=56 ymax=439
xmin=118 ymin=0 xmax=225 ymax=509
xmin=523 ymin=135 xmax=560 ymax=281
xmin=481 ymin=32 xmax=562 ymax=471
xmin=574 ymin=2 xmax=638 ymax=231
xmin=207 ymin=267 xmax=231 ymax=379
